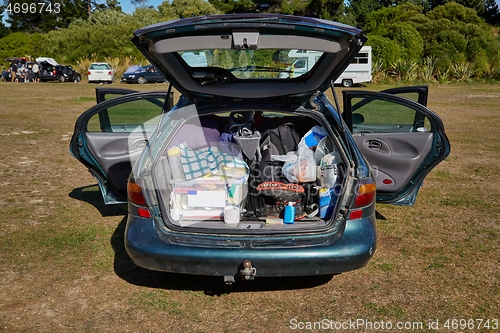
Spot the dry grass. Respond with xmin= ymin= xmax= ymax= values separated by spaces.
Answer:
xmin=0 ymin=81 xmax=499 ymax=332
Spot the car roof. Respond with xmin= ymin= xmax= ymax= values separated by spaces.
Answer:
xmin=124 ymin=65 xmax=141 ymax=73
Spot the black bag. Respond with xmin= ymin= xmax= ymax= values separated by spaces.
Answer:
xmin=259 ymin=123 xmax=300 ymax=183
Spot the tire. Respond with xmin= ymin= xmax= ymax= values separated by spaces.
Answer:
xmin=341 ymin=79 xmax=353 ymax=88
xmin=74 ymin=75 xmax=81 ymax=83
xmin=137 ymin=76 xmax=146 ymax=84
xmin=58 ymin=76 xmax=65 ymax=83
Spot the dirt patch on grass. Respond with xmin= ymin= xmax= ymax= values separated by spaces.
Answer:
xmin=0 ymin=82 xmax=499 ymax=332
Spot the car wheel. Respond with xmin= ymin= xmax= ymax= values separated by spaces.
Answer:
xmin=58 ymin=76 xmax=65 ymax=83
xmin=137 ymin=76 xmax=146 ymax=84
xmin=341 ymin=79 xmax=353 ymax=88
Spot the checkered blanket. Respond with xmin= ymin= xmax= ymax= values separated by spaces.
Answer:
xmin=178 ymin=144 xmax=248 ymax=180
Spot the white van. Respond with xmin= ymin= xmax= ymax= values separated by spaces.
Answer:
xmin=283 ymin=46 xmax=372 ymax=87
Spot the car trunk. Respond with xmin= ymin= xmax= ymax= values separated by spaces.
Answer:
xmin=150 ymin=105 xmax=347 ymax=232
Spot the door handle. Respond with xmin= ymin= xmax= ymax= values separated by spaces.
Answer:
xmin=364 ymin=139 xmax=391 ymax=154
xmin=367 ymin=140 xmax=382 ymax=149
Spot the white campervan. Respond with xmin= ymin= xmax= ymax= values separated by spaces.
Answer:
xmin=283 ymin=46 xmax=372 ymax=87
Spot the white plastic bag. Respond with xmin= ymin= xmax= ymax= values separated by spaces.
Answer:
xmin=282 ymin=140 xmax=316 ymax=183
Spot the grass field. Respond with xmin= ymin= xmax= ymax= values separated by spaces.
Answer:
xmin=0 ymin=81 xmax=499 ymax=332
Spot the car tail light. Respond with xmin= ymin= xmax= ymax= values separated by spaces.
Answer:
xmin=53 ymin=70 xmax=56 ymax=75
xmin=108 ymin=71 xmax=112 ymax=75
xmin=349 ymin=179 xmax=376 ymax=220
xmin=87 ymin=71 xmax=91 ymax=75
xmin=127 ymin=177 xmax=151 ymax=218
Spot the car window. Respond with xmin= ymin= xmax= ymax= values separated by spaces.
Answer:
xmin=177 ymin=48 xmax=325 ymax=79
xmin=390 ymin=92 xmax=420 ymax=103
xmin=87 ymin=97 xmax=166 ymax=133
xmin=351 ymin=97 xmax=431 ymax=133
xmin=90 ymin=64 xmax=111 ymax=70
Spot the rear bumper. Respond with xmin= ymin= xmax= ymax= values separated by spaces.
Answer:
xmin=124 ymin=215 xmax=376 ymax=277
xmin=88 ymin=75 xmax=113 ymax=82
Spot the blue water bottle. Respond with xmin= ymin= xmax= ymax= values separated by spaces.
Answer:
xmin=319 ymin=188 xmax=333 ymax=219
xmin=283 ymin=202 xmax=295 ymax=224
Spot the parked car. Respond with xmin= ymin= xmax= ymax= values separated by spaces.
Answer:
xmin=71 ymin=14 xmax=450 ymax=284
xmin=37 ymin=58 xmax=81 ymax=82
xmin=120 ymin=64 xmax=167 ymax=84
xmin=3 ymin=57 xmax=31 ymax=82
xmin=87 ymin=62 xmax=115 ymax=84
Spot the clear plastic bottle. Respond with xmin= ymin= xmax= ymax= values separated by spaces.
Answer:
xmin=167 ymin=147 xmax=185 ymax=180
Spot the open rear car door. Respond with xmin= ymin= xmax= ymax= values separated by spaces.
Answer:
xmin=70 ymin=91 xmax=169 ymax=204
xmin=342 ymin=86 xmax=450 ymax=205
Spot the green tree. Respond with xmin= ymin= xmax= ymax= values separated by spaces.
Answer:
xmin=132 ymin=6 xmax=163 ymax=26
xmin=6 ymin=0 xmax=88 ymax=33
xmin=345 ymin=0 xmax=382 ymax=30
xmin=279 ymin=0 xmax=310 ymax=15
xmin=306 ymin=0 xmax=344 ymax=20
xmin=38 ymin=9 xmax=142 ymax=62
xmin=158 ymin=0 xmax=220 ymax=19
xmin=365 ymin=2 xmax=500 ymax=75
xmin=385 ymin=22 xmax=423 ymax=62
xmin=131 ymin=0 xmax=148 ymax=8
xmin=483 ymin=0 xmax=500 ymax=24
xmin=0 ymin=31 xmax=42 ymax=60
xmin=93 ymin=0 xmax=122 ymax=12
xmin=208 ymin=0 xmax=256 ymax=13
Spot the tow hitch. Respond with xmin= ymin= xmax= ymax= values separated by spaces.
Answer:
xmin=240 ymin=260 xmax=257 ymax=280
xmin=223 ymin=260 xmax=257 ymax=285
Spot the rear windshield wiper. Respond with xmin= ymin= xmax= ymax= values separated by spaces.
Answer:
xmin=192 ymin=71 xmax=232 ymax=85
xmin=229 ymin=65 xmax=284 ymax=73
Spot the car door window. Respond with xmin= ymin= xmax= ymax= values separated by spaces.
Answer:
xmin=87 ymin=97 xmax=165 ymax=133
xmin=351 ymin=97 xmax=431 ymax=134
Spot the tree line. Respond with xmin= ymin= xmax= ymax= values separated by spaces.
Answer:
xmin=1 ymin=0 xmax=499 ymax=82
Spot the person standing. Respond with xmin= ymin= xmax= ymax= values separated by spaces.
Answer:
xmin=32 ymin=62 xmax=39 ymax=82
xmin=10 ymin=62 xmax=17 ymax=82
